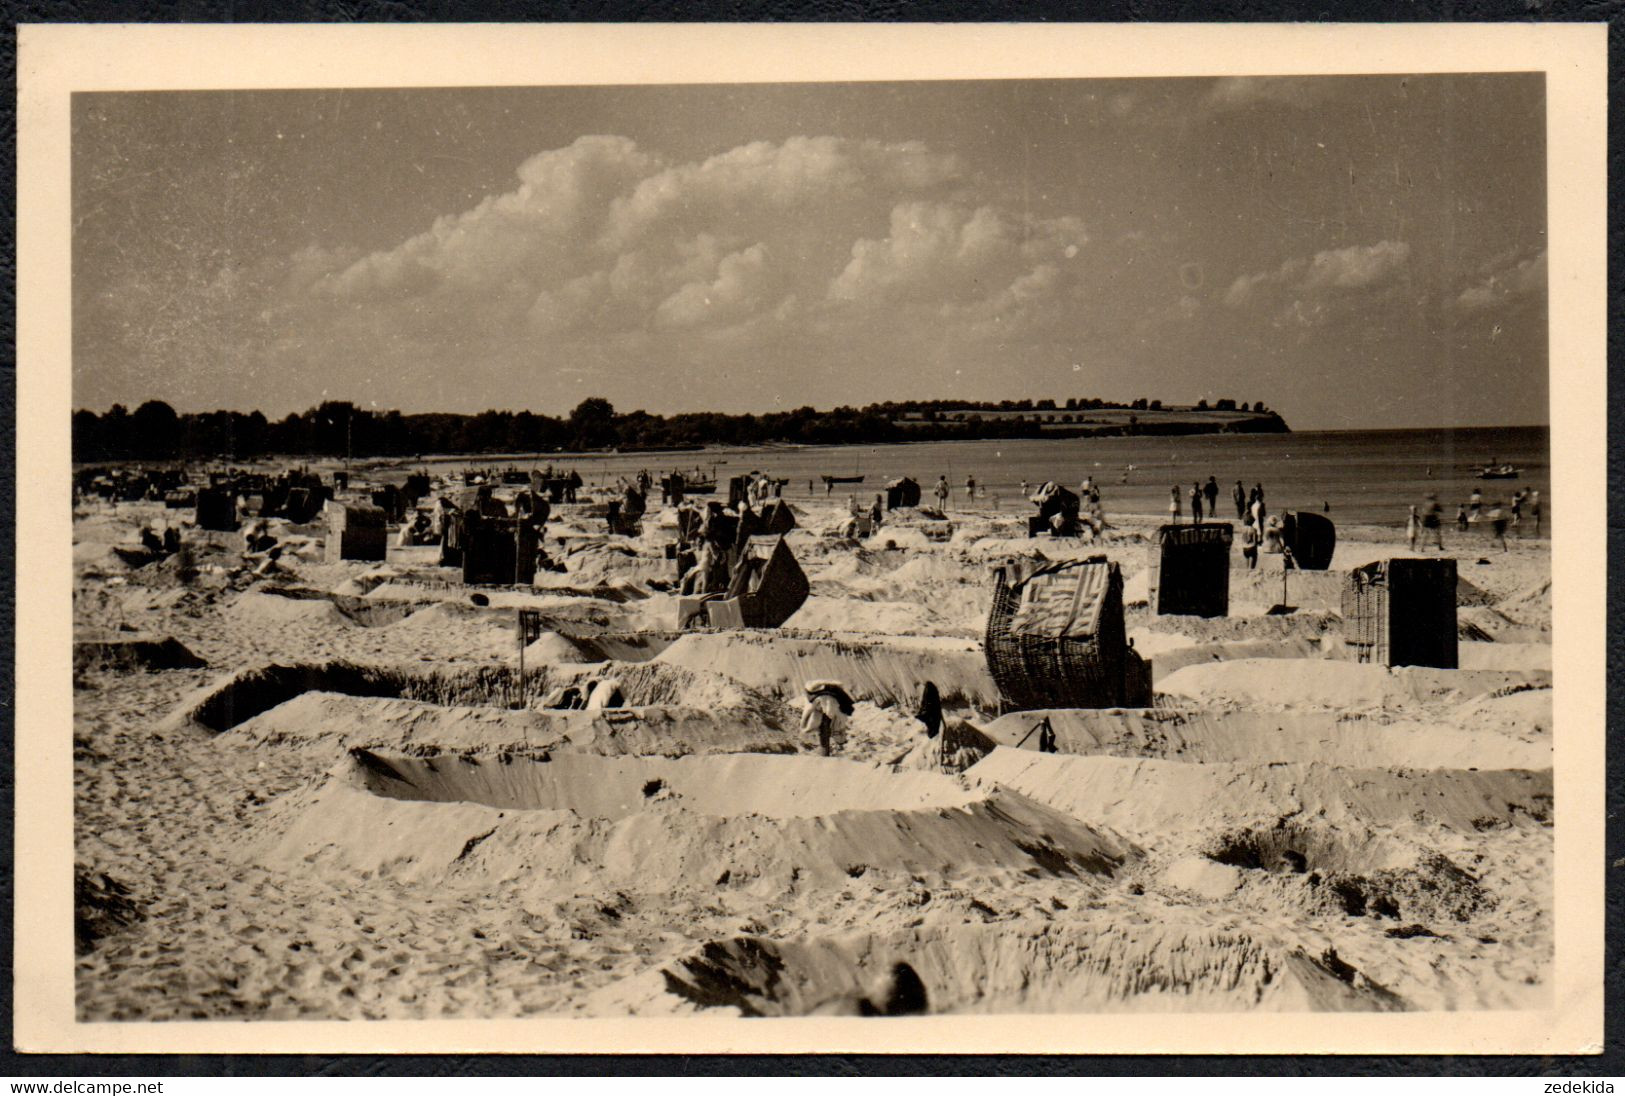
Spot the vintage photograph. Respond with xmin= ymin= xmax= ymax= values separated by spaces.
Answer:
xmin=25 ymin=25 xmax=1603 ymax=1053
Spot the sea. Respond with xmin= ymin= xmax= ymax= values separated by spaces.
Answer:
xmin=419 ymin=425 xmax=1549 ymax=530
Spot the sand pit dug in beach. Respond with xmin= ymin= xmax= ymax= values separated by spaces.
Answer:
xmin=1155 ymin=659 xmax=1551 ymax=714
xmin=231 ymin=586 xmax=429 ymax=628
xmin=354 ymin=750 xmax=981 ymax=818
xmin=522 ymin=630 xmax=684 ymax=665
xmin=1136 ymin=636 xmax=1330 ymax=682
xmin=226 ymin=692 xmax=794 ymax=755
xmin=1196 ymin=821 xmax=1498 ymax=924
xmin=589 ymin=920 xmax=1407 ymax=1016
xmin=975 ymin=707 xmax=1551 ymax=770
xmin=1130 ymin=612 xmax=1343 ymax=644
xmin=225 ymin=590 xmax=349 ymax=628
xmin=967 ymin=748 xmax=1552 ymax=837
xmin=246 ymin=752 xmax=1136 ymax=893
xmin=654 ymin=632 xmax=999 ymax=711
xmin=786 ymin=595 xmax=980 ymax=637
xmin=1456 ymin=641 xmax=1553 ymax=672
xmin=168 ymin=658 xmax=785 ymax=734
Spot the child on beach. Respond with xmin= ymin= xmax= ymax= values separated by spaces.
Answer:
xmin=1406 ymin=506 xmax=1419 ymax=550
xmin=1169 ymin=486 xmax=1181 ymax=524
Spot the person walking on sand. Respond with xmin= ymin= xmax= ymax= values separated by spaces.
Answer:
xmin=1406 ymin=505 xmax=1419 ymax=551
xmin=935 ymin=475 xmax=950 ymax=511
xmin=1488 ymin=502 xmax=1510 ymax=552
xmin=803 ymin=680 xmax=854 ymax=757
xmin=1203 ymin=476 xmax=1219 ymax=519
xmin=1421 ymin=493 xmax=1444 ymax=550
xmin=1169 ymin=486 xmax=1181 ymax=525
xmin=1233 ymin=480 xmax=1247 ymax=520
xmin=1190 ymin=482 xmax=1204 ymax=523
xmin=1530 ymin=489 xmax=1542 ymax=536
xmin=1242 ymin=517 xmax=1260 ymax=569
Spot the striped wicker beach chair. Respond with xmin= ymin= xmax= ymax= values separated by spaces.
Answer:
xmin=985 ymin=556 xmax=1127 ymax=712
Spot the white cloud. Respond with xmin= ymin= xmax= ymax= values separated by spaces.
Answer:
xmin=654 ymin=243 xmax=777 ymax=330
xmin=286 ymin=135 xmax=1086 ymax=369
xmin=1225 ymin=240 xmax=1412 ymax=318
xmin=828 ymin=202 xmax=1087 ymax=326
xmin=1454 ymin=248 xmax=1546 ymax=312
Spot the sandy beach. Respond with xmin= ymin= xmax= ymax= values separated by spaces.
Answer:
xmin=70 ymin=475 xmax=1554 ymax=1020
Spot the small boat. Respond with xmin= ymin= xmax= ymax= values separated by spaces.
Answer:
xmin=1477 ymin=464 xmax=1520 ymax=480
xmin=821 ymin=474 xmax=865 ymax=485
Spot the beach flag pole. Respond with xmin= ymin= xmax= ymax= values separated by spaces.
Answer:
xmin=516 ymin=608 xmax=542 ymax=709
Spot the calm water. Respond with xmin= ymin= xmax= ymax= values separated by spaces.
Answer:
xmin=414 ymin=425 xmax=1549 ymax=529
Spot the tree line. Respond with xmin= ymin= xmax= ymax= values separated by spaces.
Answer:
xmin=72 ymin=396 xmax=1287 ymax=463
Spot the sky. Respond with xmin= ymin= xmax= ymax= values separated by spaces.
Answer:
xmin=72 ymin=75 xmax=1548 ymax=430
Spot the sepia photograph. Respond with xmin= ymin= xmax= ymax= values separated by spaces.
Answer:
xmin=15 ymin=24 xmax=1606 ymax=1055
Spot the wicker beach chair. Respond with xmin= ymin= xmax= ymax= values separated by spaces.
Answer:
xmin=985 ymin=556 xmax=1128 ymax=712
xmin=1148 ymin=522 xmax=1233 ymax=617
xmin=325 ymin=501 xmax=388 ymax=563
xmin=1342 ymin=557 xmax=1457 ymax=668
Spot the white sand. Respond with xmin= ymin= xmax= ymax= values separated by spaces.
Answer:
xmin=70 ymin=488 xmax=1553 ymax=1019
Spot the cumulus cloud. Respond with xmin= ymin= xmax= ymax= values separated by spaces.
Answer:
xmin=828 ymin=202 xmax=1087 ymax=330
xmin=1454 ymin=248 xmax=1546 ymax=312
xmin=654 ymin=243 xmax=778 ymax=330
xmin=1224 ymin=240 xmax=1412 ymax=319
xmin=287 ymin=134 xmax=1082 ymax=364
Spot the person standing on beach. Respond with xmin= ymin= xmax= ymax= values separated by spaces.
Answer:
xmin=965 ymin=475 xmax=977 ymax=505
xmin=916 ymin=681 xmax=943 ymax=740
xmin=1406 ymin=505 xmax=1419 ymax=551
xmin=1242 ymin=517 xmax=1260 ymax=569
xmin=1169 ymin=486 xmax=1181 ymax=525
xmin=1190 ymin=483 xmax=1204 ymax=522
xmin=935 ymin=475 xmax=950 ymax=511
xmin=1421 ymin=494 xmax=1444 ymax=550
xmin=1488 ymin=503 xmax=1510 ymax=551
xmin=1468 ymin=488 xmax=1483 ymax=522
xmin=1233 ymin=481 xmax=1247 ymax=520
xmin=1530 ymin=490 xmax=1542 ymax=536
xmin=1203 ymin=477 xmax=1219 ymax=519
xmin=1456 ymin=504 xmax=1469 ymax=532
